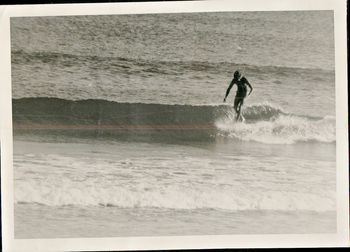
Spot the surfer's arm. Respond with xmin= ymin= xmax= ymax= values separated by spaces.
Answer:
xmin=247 ymin=82 xmax=253 ymax=95
xmin=223 ymin=80 xmax=235 ymax=102
xmin=245 ymin=79 xmax=253 ymax=96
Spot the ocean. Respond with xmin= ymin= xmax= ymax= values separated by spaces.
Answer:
xmin=11 ymin=11 xmax=336 ymax=238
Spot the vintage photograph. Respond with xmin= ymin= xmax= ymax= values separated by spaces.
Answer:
xmin=11 ymin=10 xmax=337 ymax=239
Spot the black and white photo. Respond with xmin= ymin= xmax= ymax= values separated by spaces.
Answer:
xmin=0 ymin=1 xmax=348 ymax=251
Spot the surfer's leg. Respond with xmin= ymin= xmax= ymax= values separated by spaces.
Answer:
xmin=235 ymin=98 xmax=243 ymax=121
xmin=237 ymin=96 xmax=246 ymax=121
xmin=239 ymin=99 xmax=244 ymax=112
xmin=233 ymin=97 xmax=240 ymax=114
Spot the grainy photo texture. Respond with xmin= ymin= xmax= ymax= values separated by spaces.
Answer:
xmin=11 ymin=11 xmax=336 ymax=239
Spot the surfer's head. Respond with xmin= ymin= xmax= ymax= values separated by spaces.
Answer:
xmin=234 ymin=70 xmax=241 ymax=80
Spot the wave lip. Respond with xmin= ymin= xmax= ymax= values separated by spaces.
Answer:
xmin=241 ymin=102 xmax=286 ymax=121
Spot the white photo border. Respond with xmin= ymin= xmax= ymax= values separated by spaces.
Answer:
xmin=1 ymin=0 xmax=348 ymax=251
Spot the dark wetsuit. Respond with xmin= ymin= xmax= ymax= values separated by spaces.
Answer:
xmin=235 ymin=77 xmax=248 ymax=99
xmin=224 ymin=75 xmax=252 ymax=121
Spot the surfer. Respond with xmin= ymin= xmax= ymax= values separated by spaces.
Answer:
xmin=223 ymin=70 xmax=253 ymax=121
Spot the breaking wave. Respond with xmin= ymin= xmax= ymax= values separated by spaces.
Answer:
xmin=13 ymin=98 xmax=335 ymax=144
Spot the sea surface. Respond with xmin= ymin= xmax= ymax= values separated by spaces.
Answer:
xmin=11 ymin=11 xmax=336 ymax=238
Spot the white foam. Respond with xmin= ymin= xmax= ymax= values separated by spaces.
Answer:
xmin=216 ymin=111 xmax=335 ymax=144
xmin=14 ymin=177 xmax=335 ymax=211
